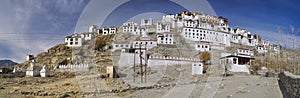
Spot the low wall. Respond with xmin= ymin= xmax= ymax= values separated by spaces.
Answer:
xmin=148 ymin=58 xmax=199 ymax=66
xmin=118 ymin=53 xmax=201 ymax=66
xmin=278 ymin=71 xmax=300 ymax=98
xmin=57 ymin=64 xmax=89 ymax=72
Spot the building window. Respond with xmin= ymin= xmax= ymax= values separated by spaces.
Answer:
xmin=233 ymin=58 xmax=237 ymax=64
xmin=116 ymin=45 xmax=119 ymax=47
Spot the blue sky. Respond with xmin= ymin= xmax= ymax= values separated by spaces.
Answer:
xmin=0 ymin=0 xmax=299 ymax=63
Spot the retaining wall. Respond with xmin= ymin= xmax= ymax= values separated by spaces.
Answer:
xmin=278 ymin=71 xmax=300 ymax=98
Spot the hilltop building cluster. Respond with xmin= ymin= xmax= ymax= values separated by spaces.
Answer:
xmin=64 ymin=11 xmax=281 ymax=74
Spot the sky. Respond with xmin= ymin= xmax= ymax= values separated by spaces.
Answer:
xmin=0 ymin=0 xmax=299 ymax=63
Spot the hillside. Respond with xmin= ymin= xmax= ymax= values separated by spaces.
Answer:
xmin=16 ymin=34 xmax=115 ymax=74
xmin=0 ymin=60 xmax=18 ymax=68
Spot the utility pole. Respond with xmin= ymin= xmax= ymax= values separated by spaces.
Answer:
xmin=139 ymin=41 xmax=143 ymax=83
xmin=133 ymin=49 xmax=136 ymax=83
xmin=144 ymin=43 xmax=147 ymax=83
xmin=278 ymin=27 xmax=286 ymax=49
xmin=290 ymin=25 xmax=295 ymax=49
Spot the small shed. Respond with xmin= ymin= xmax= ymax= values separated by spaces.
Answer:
xmin=107 ymin=66 xmax=117 ymax=78
xmin=40 ymin=65 xmax=50 ymax=77
xmin=192 ymin=63 xmax=203 ymax=75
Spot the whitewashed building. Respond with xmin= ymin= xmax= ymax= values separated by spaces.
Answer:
xmin=232 ymin=28 xmax=258 ymax=46
xmin=220 ymin=48 xmax=255 ymax=74
xmin=89 ymin=25 xmax=99 ymax=33
xmin=270 ymin=44 xmax=281 ymax=53
xmin=40 ymin=65 xmax=50 ymax=77
xmin=181 ymin=28 xmax=231 ymax=46
xmin=157 ymin=21 xmax=171 ymax=33
xmin=141 ymin=18 xmax=152 ymax=26
xmin=26 ymin=60 xmax=40 ymax=77
xmin=261 ymin=40 xmax=270 ymax=46
xmin=123 ymin=22 xmax=140 ymax=35
xmin=256 ymin=46 xmax=267 ymax=54
xmin=237 ymin=48 xmax=254 ymax=57
xmin=220 ymin=55 xmax=254 ymax=74
xmin=80 ymin=32 xmax=96 ymax=41
xmin=133 ymin=40 xmax=157 ymax=49
xmin=102 ymin=27 xmax=117 ymax=35
xmin=65 ymin=34 xmax=83 ymax=47
xmin=184 ymin=20 xmax=198 ymax=28
xmin=195 ymin=43 xmax=210 ymax=52
xmin=181 ymin=11 xmax=199 ymax=21
xmin=112 ymin=42 xmax=131 ymax=52
xmin=192 ymin=63 xmax=203 ymax=75
xmin=133 ymin=30 xmax=157 ymax=49
xmin=162 ymin=14 xmax=175 ymax=23
xmin=157 ymin=33 xmax=174 ymax=45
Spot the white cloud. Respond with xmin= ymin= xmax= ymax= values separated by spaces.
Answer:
xmin=0 ymin=0 xmax=88 ymax=63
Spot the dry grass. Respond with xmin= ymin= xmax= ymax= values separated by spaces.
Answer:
xmin=258 ymin=50 xmax=300 ymax=75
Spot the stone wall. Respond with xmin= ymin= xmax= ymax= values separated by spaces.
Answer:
xmin=278 ymin=71 xmax=300 ymax=98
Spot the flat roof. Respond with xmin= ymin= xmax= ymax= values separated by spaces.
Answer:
xmin=220 ymin=55 xmax=255 ymax=59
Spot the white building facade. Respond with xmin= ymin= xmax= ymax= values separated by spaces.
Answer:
xmin=157 ymin=33 xmax=174 ymax=45
xmin=181 ymin=27 xmax=231 ymax=46
xmin=112 ymin=42 xmax=131 ymax=52
xmin=141 ymin=18 xmax=152 ymax=26
xmin=195 ymin=43 xmax=210 ymax=52
xmin=102 ymin=27 xmax=117 ymax=35
xmin=123 ymin=22 xmax=140 ymax=35
xmin=192 ymin=63 xmax=203 ymax=75
xmin=65 ymin=34 xmax=83 ymax=47
xmin=89 ymin=25 xmax=99 ymax=33
xmin=80 ymin=32 xmax=96 ymax=41
xmin=157 ymin=21 xmax=171 ymax=33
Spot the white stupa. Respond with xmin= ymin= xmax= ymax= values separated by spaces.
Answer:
xmin=26 ymin=60 xmax=40 ymax=77
xmin=40 ymin=65 xmax=50 ymax=77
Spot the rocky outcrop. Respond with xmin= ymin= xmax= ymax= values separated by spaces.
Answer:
xmin=278 ymin=71 xmax=300 ymax=98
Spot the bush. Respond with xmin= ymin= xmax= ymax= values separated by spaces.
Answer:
xmin=94 ymin=37 xmax=107 ymax=51
xmin=200 ymin=52 xmax=211 ymax=64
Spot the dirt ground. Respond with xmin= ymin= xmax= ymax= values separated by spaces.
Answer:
xmin=0 ymin=67 xmax=282 ymax=98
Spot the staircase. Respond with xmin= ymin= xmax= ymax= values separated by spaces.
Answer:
xmin=200 ymin=49 xmax=225 ymax=98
